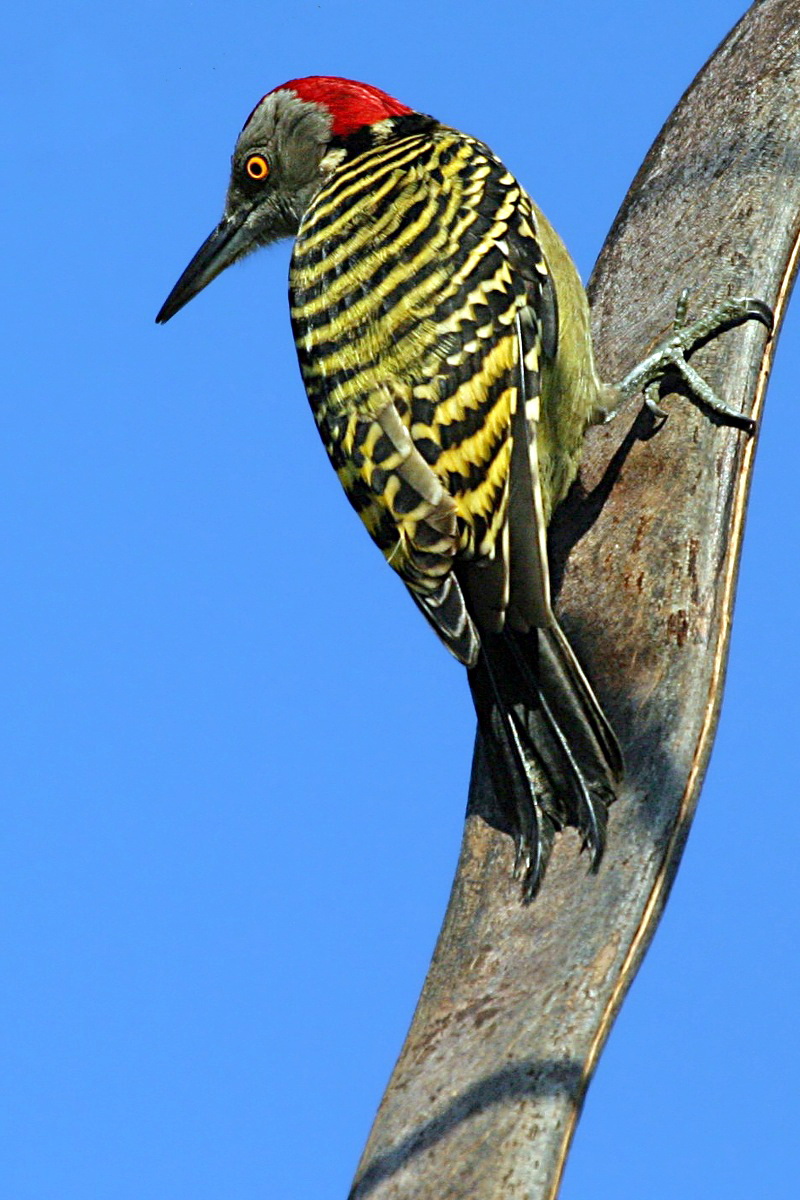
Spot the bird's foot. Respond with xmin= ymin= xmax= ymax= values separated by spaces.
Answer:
xmin=604 ymin=290 xmax=773 ymax=433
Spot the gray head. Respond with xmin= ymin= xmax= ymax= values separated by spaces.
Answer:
xmin=156 ymin=76 xmax=412 ymax=323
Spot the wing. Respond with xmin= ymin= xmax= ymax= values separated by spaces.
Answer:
xmin=324 ymin=393 xmax=481 ymax=666
xmin=289 ymin=126 xmax=560 ymax=659
xmin=414 ymin=167 xmax=559 ymax=641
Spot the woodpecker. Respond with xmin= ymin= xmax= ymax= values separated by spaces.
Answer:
xmin=157 ymin=76 xmax=771 ymax=898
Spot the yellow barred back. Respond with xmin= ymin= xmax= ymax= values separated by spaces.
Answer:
xmin=290 ymin=123 xmax=551 ymax=583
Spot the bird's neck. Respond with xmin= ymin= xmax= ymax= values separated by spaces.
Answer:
xmin=320 ymin=112 xmax=440 ymax=175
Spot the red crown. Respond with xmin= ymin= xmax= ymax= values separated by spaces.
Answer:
xmin=244 ymin=75 xmax=412 ymax=139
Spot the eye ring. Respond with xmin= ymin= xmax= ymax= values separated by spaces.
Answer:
xmin=245 ymin=154 xmax=270 ymax=181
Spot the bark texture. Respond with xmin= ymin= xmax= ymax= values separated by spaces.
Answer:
xmin=351 ymin=3 xmax=800 ymax=1196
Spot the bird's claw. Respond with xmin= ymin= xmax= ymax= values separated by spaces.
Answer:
xmin=613 ymin=290 xmax=772 ymax=433
xmin=669 ymin=291 xmax=773 ymax=355
xmin=644 ymin=380 xmax=668 ymax=422
xmin=673 ymin=286 xmax=691 ymax=332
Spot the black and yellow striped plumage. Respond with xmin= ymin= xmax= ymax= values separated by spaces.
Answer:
xmin=157 ymin=77 xmax=772 ymax=899
xmin=289 ymin=114 xmax=622 ymax=894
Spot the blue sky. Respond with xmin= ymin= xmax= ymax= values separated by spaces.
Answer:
xmin=3 ymin=1 xmax=798 ymax=1196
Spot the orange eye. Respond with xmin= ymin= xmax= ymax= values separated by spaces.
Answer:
xmin=245 ymin=154 xmax=270 ymax=181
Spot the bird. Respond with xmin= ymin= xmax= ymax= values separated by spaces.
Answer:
xmin=156 ymin=76 xmax=771 ymax=899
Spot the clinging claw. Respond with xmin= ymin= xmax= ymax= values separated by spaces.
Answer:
xmin=609 ymin=290 xmax=773 ymax=433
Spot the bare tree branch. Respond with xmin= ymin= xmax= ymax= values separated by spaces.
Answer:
xmin=349 ymin=3 xmax=800 ymax=1197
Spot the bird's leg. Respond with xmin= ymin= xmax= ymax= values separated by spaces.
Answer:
xmin=598 ymin=290 xmax=773 ymax=432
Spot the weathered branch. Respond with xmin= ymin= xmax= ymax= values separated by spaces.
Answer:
xmin=350 ymin=3 xmax=800 ymax=1197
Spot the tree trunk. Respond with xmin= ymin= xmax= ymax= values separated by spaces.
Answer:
xmin=350 ymin=2 xmax=800 ymax=1196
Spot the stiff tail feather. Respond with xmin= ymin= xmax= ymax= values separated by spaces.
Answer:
xmin=468 ymin=619 xmax=622 ymax=901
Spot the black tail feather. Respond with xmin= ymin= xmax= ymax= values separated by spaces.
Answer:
xmin=468 ymin=621 xmax=620 ymax=900
xmin=507 ymin=636 xmax=607 ymax=866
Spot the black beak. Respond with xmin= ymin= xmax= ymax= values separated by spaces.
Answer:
xmin=156 ymin=209 xmax=251 ymax=324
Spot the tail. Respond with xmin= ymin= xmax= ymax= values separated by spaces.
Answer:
xmin=468 ymin=619 xmax=623 ymax=901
